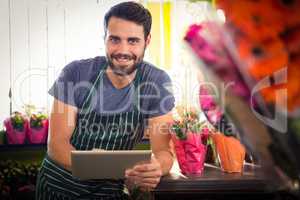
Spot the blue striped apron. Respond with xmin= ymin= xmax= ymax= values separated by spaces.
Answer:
xmin=36 ymin=64 xmax=145 ymax=199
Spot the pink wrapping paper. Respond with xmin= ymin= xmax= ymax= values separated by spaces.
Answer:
xmin=172 ymin=132 xmax=207 ymax=175
xmin=27 ymin=119 xmax=49 ymax=144
xmin=4 ymin=118 xmax=28 ymax=144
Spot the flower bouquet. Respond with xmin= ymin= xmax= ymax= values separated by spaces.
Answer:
xmin=27 ymin=112 xmax=48 ymax=144
xmin=171 ymin=106 xmax=209 ymax=175
xmin=183 ymin=0 xmax=300 ymax=191
xmin=3 ymin=112 xmax=28 ymax=144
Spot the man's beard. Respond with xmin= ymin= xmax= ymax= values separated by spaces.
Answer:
xmin=106 ymin=51 xmax=144 ymax=76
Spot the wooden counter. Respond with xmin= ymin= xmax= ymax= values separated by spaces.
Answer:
xmin=151 ymin=164 xmax=275 ymax=200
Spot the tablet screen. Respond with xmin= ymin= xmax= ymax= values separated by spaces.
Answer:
xmin=71 ymin=150 xmax=152 ymax=180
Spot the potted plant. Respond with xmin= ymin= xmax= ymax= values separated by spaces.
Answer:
xmin=198 ymin=86 xmax=246 ymax=173
xmin=4 ymin=112 xmax=28 ymax=144
xmin=27 ymin=112 xmax=48 ymax=144
xmin=171 ymin=106 xmax=209 ymax=175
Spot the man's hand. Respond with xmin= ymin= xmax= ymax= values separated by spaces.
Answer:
xmin=125 ymin=156 xmax=162 ymax=191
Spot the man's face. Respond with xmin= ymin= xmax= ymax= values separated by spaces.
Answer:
xmin=105 ymin=17 xmax=150 ymax=76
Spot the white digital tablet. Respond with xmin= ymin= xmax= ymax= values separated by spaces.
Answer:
xmin=71 ymin=150 xmax=152 ymax=180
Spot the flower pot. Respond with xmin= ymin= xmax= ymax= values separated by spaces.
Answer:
xmin=211 ymin=133 xmax=245 ymax=173
xmin=4 ymin=118 xmax=28 ymax=144
xmin=27 ymin=119 xmax=48 ymax=144
xmin=172 ymin=132 xmax=207 ymax=175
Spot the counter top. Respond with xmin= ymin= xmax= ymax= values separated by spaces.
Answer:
xmin=151 ymin=164 xmax=272 ymax=200
xmin=155 ymin=164 xmax=268 ymax=193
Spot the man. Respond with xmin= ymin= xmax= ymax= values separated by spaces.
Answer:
xmin=36 ymin=1 xmax=175 ymax=199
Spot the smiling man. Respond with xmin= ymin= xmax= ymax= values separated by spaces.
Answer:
xmin=105 ymin=16 xmax=145 ymax=76
xmin=35 ymin=1 xmax=175 ymax=200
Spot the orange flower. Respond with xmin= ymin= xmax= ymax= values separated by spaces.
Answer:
xmin=237 ymin=35 xmax=288 ymax=80
xmin=281 ymin=25 xmax=300 ymax=54
xmin=260 ymin=84 xmax=286 ymax=109
xmin=215 ymin=0 xmax=300 ymax=112
xmin=287 ymin=55 xmax=300 ymax=111
xmin=216 ymin=0 xmax=285 ymax=40
xmin=259 ymin=54 xmax=300 ymax=111
xmin=271 ymin=0 xmax=300 ymax=28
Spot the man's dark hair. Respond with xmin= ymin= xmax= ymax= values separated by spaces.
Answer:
xmin=104 ymin=1 xmax=152 ymax=39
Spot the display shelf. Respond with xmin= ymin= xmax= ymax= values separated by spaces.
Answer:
xmin=0 ymin=143 xmax=46 ymax=151
xmin=0 ymin=139 xmax=150 ymax=162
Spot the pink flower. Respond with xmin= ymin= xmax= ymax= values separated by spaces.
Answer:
xmin=206 ymin=110 xmax=223 ymax=124
xmin=185 ymin=22 xmax=251 ymax=101
xmin=199 ymin=87 xmax=216 ymax=111
xmin=201 ymin=127 xmax=210 ymax=144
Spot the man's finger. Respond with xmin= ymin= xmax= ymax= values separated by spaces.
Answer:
xmin=134 ymin=170 xmax=162 ymax=178
xmin=139 ymin=177 xmax=160 ymax=184
xmin=125 ymin=169 xmax=137 ymax=177
xmin=133 ymin=163 xmax=159 ymax=172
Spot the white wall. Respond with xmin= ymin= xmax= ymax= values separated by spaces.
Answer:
xmin=0 ymin=0 xmax=127 ymax=128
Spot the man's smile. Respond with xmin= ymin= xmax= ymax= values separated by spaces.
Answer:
xmin=114 ymin=57 xmax=131 ymax=63
xmin=112 ymin=54 xmax=136 ymax=64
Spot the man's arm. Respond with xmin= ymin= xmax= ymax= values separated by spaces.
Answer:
xmin=47 ymin=99 xmax=77 ymax=171
xmin=125 ymin=112 xmax=174 ymax=190
xmin=148 ymin=112 xmax=174 ymax=175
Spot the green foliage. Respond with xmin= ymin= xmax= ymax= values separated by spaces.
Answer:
xmin=206 ymin=137 xmax=219 ymax=166
xmin=0 ymin=160 xmax=41 ymax=199
xmin=10 ymin=112 xmax=26 ymax=131
xmin=171 ymin=111 xmax=205 ymax=140
xmin=172 ymin=121 xmax=187 ymax=140
xmin=0 ymin=160 xmax=40 ymax=186
xmin=30 ymin=113 xmax=47 ymax=129
xmin=0 ymin=130 xmax=6 ymax=144
xmin=290 ymin=118 xmax=300 ymax=140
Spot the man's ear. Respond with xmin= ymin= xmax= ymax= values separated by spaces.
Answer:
xmin=145 ymin=34 xmax=151 ymax=47
xmin=103 ymin=31 xmax=107 ymax=42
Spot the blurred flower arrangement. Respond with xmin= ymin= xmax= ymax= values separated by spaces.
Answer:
xmin=216 ymin=0 xmax=300 ymax=113
xmin=183 ymin=0 xmax=300 ymax=188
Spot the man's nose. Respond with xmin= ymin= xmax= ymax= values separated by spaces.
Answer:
xmin=117 ymin=41 xmax=130 ymax=52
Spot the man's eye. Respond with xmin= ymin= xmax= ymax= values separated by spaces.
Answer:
xmin=128 ymin=39 xmax=139 ymax=45
xmin=110 ymin=38 xmax=120 ymax=43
